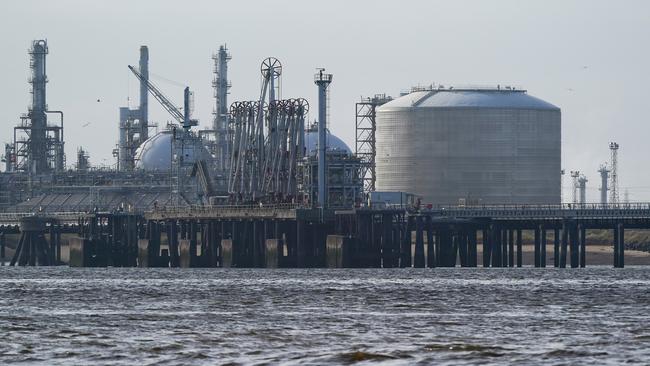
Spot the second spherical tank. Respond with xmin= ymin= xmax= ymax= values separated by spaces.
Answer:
xmin=375 ymin=88 xmax=561 ymax=205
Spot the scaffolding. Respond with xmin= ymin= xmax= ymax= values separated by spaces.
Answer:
xmin=355 ymin=94 xmax=392 ymax=194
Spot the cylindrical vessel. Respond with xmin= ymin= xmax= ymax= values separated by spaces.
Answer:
xmin=376 ymin=89 xmax=561 ymax=205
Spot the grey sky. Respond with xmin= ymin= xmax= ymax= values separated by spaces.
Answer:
xmin=1 ymin=0 xmax=649 ymax=201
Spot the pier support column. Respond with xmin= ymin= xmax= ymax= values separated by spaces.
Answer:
xmin=553 ymin=228 xmax=560 ymax=268
xmin=569 ymin=222 xmax=580 ymax=268
xmin=401 ymin=217 xmax=413 ymax=268
xmin=516 ymin=229 xmax=522 ymax=267
xmin=326 ymin=235 xmax=351 ymax=268
xmin=440 ymin=230 xmax=454 ymax=267
xmin=11 ymin=217 xmax=53 ymax=266
xmin=482 ymin=229 xmax=491 ymax=267
xmin=501 ymin=229 xmax=508 ymax=267
xmin=167 ymin=220 xmax=179 ymax=267
xmin=541 ymin=227 xmax=547 ymax=268
xmin=619 ymin=224 xmax=625 ymax=268
xmin=296 ymin=219 xmax=308 ymax=268
xmin=508 ymin=229 xmax=514 ymax=267
xmin=468 ymin=229 xmax=478 ymax=267
xmin=0 ymin=232 xmax=4 ymax=266
xmin=252 ymin=220 xmax=261 ymax=267
xmin=137 ymin=238 xmax=151 ymax=268
xmin=426 ymin=216 xmax=436 ymax=268
xmin=490 ymin=227 xmax=502 ymax=267
xmin=560 ymin=222 xmax=568 ymax=268
xmin=382 ymin=213 xmax=396 ymax=268
xmin=614 ymin=224 xmax=625 ymax=268
xmin=266 ymin=238 xmax=282 ymax=268
xmin=451 ymin=233 xmax=460 ymax=267
xmin=221 ymin=239 xmax=233 ymax=268
xmin=534 ymin=226 xmax=541 ymax=268
xmin=579 ymin=225 xmax=586 ymax=268
xmin=458 ymin=231 xmax=468 ymax=267
xmin=414 ymin=216 xmax=425 ymax=268
xmin=189 ymin=220 xmax=198 ymax=267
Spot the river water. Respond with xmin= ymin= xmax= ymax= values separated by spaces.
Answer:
xmin=1 ymin=267 xmax=649 ymax=365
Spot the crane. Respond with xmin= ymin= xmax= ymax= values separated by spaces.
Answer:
xmin=128 ymin=65 xmax=197 ymax=129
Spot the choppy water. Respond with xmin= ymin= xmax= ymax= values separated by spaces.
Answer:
xmin=1 ymin=267 xmax=650 ymax=365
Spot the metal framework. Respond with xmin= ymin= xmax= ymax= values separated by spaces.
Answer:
xmin=609 ymin=142 xmax=619 ymax=204
xmin=227 ymin=58 xmax=309 ymax=203
xmin=12 ymin=40 xmax=65 ymax=174
xmin=298 ymin=150 xmax=363 ymax=209
xmin=355 ymin=94 xmax=392 ymax=194
xmin=118 ymin=46 xmax=150 ymax=172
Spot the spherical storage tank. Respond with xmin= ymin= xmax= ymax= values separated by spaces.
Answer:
xmin=375 ymin=88 xmax=561 ymax=204
xmin=303 ymin=129 xmax=351 ymax=156
xmin=134 ymin=130 xmax=211 ymax=171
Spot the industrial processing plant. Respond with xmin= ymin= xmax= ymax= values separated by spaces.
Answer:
xmin=0 ymin=38 xmax=643 ymax=272
xmin=0 ymin=41 xmax=364 ymax=213
xmin=0 ymin=38 xmax=593 ymax=218
xmin=0 ymin=39 xmax=573 ymax=213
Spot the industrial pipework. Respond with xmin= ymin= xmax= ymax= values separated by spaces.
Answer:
xmin=314 ymin=69 xmax=332 ymax=208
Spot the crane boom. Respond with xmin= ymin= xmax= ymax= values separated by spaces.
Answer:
xmin=128 ymin=65 xmax=185 ymax=124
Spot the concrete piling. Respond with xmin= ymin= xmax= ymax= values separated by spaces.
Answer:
xmin=579 ymin=225 xmax=586 ymax=268
xmin=540 ymin=227 xmax=547 ymax=268
xmin=401 ymin=217 xmax=413 ymax=268
xmin=468 ymin=230 xmax=478 ymax=267
xmin=266 ymin=238 xmax=281 ymax=268
xmin=570 ymin=222 xmax=579 ymax=268
xmin=482 ymin=229 xmax=491 ymax=267
xmin=0 ymin=232 xmax=5 ymax=266
xmin=553 ymin=228 xmax=560 ymax=267
xmin=560 ymin=222 xmax=568 ymax=268
xmin=508 ymin=229 xmax=514 ymax=267
xmin=414 ymin=216 xmax=425 ymax=268
xmin=614 ymin=224 xmax=625 ymax=268
xmin=534 ymin=227 xmax=541 ymax=267
xmin=426 ymin=217 xmax=435 ymax=268
xmin=22 ymin=205 xmax=640 ymax=269
xmin=516 ymin=229 xmax=522 ymax=267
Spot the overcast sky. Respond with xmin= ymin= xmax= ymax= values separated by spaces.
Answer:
xmin=1 ymin=0 xmax=649 ymax=201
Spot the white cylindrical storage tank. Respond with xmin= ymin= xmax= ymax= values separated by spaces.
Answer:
xmin=375 ymin=88 xmax=561 ymax=205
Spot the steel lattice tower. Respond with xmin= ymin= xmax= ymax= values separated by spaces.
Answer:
xmin=355 ymin=94 xmax=392 ymax=194
xmin=609 ymin=142 xmax=619 ymax=204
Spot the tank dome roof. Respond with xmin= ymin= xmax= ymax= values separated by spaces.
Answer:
xmin=379 ymin=89 xmax=559 ymax=111
xmin=304 ymin=129 xmax=351 ymax=156
xmin=134 ymin=130 xmax=210 ymax=171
